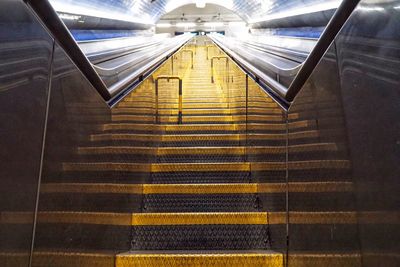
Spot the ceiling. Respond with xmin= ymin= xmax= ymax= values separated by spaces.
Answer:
xmin=160 ymin=4 xmax=241 ymax=23
xmin=49 ymin=0 xmax=341 ymax=25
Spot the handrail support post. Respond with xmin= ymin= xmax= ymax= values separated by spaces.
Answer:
xmin=182 ymin=50 xmax=194 ymax=69
xmin=155 ymin=76 xmax=183 ymax=125
xmin=211 ymin=56 xmax=228 ymax=84
xmin=206 ymin=45 xmax=214 ymax=60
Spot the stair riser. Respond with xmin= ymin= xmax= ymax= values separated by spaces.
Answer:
xmin=132 ymin=225 xmax=270 ymax=250
xmin=75 ymin=150 xmax=344 ymax=164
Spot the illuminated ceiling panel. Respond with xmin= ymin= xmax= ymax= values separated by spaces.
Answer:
xmin=49 ymin=0 xmax=342 ymax=25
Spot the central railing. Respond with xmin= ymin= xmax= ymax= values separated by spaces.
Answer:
xmin=155 ymin=76 xmax=183 ymax=124
xmin=207 ymin=0 xmax=361 ymax=106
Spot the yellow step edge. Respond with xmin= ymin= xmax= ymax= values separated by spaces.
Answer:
xmin=111 ymin=109 xmax=285 ymax=116
xmin=117 ymin=252 xmax=400 ymax=267
xmin=111 ymin=115 xmax=154 ymax=122
xmin=164 ymin=162 xmax=245 ymax=173
xmin=89 ymin=131 xmax=319 ymax=142
xmin=112 ymin=107 xmax=284 ymax=115
xmin=120 ymin=97 xmax=227 ymax=101
xmin=110 ymin=115 xmax=286 ymax=123
xmin=288 ymin=253 xmax=362 ymax=267
xmin=247 ymin=115 xmax=286 ymax=122
xmin=112 ymin=109 xmax=237 ymax=115
xmin=120 ymin=97 xmax=274 ymax=103
xmin=111 ymin=115 xmax=239 ymax=123
xmin=89 ymin=133 xmax=241 ymax=142
xmin=40 ymin=182 xmax=354 ymax=195
xmin=128 ymin=91 xmax=224 ymax=95
xmin=127 ymin=94 xmax=226 ymax=98
xmin=90 ymin=133 xmax=156 ymax=142
xmin=3 ymin=252 xmax=397 ymax=267
xmin=247 ymin=102 xmax=278 ymax=108
xmin=117 ymin=104 xmax=230 ymax=109
xmin=77 ymin=143 xmax=338 ymax=156
xmin=62 ymin=160 xmax=350 ymax=173
xmin=132 ymin=212 xmax=269 ymax=225
xmin=41 ymin=183 xmax=143 ymax=194
xmin=2 ymin=211 xmax=398 ymax=226
xmin=101 ymin=121 xmax=312 ymax=132
xmin=117 ymin=103 xmax=279 ymax=109
xmin=116 ymin=252 xmax=283 ymax=267
xmin=0 ymin=252 xmax=115 ymax=267
xmin=63 ymin=163 xmax=150 ymax=172
xmin=101 ymin=124 xmax=240 ymax=132
xmin=149 ymin=160 xmax=350 ymax=173
xmin=156 ymin=133 xmax=243 ymax=141
xmin=247 ymin=107 xmax=285 ymax=114
xmin=78 ymin=146 xmax=155 ymax=155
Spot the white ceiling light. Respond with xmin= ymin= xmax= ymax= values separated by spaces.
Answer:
xmin=156 ymin=23 xmax=172 ymax=28
xmin=51 ymin=1 xmax=153 ymax=25
xmin=58 ymin=13 xmax=81 ymax=20
xmin=358 ymin=6 xmax=385 ymax=11
xmin=249 ymin=0 xmax=342 ymax=24
xmin=196 ymin=0 xmax=206 ymax=8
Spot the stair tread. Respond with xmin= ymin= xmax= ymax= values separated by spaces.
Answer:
xmin=31 ymin=41 xmax=364 ymax=262
xmin=62 ymin=160 xmax=351 ymax=173
xmin=77 ymin=143 xmax=339 ymax=155
xmin=4 ymin=251 xmax=389 ymax=267
xmin=118 ymin=250 xmax=280 ymax=255
xmin=3 ymin=211 xmax=396 ymax=226
xmin=40 ymin=182 xmax=353 ymax=194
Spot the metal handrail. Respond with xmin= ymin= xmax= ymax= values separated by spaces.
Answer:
xmin=208 ymin=0 xmax=361 ymax=103
xmin=206 ymin=45 xmax=215 ymax=60
xmin=188 ymin=40 xmax=197 ymax=55
xmin=26 ymin=0 xmax=111 ymax=101
xmin=155 ymin=76 xmax=183 ymax=124
xmin=26 ymin=0 xmax=194 ymax=104
xmin=210 ymin=56 xmax=229 ymax=84
xmin=285 ymin=0 xmax=361 ymax=101
xmin=181 ymin=50 xmax=194 ymax=69
xmin=208 ymin=38 xmax=290 ymax=110
xmin=209 ymin=38 xmax=288 ymax=96
xmin=102 ymin=36 xmax=193 ymax=98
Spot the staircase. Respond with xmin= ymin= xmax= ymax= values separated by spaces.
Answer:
xmin=10 ymin=41 xmax=375 ymax=267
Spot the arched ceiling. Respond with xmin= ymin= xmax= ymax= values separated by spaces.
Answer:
xmin=50 ymin=0 xmax=341 ymax=26
xmin=160 ymin=4 xmax=242 ymax=23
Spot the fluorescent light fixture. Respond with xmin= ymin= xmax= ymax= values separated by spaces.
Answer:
xmin=196 ymin=0 xmax=206 ymax=8
xmin=156 ymin=23 xmax=172 ymax=28
xmin=249 ymin=0 xmax=342 ymax=24
xmin=58 ymin=13 xmax=81 ymax=20
xmin=50 ymin=1 xmax=153 ymax=25
xmin=204 ymin=22 xmax=224 ymax=27
xmin=358 ymin=6 xmax=385 ymax=11
xmin=176 ymin=22 xmax=196 ymax=28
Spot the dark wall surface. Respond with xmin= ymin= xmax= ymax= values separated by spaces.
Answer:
xmin=0 ymin=1 xmax=147 ymax=265
xmin=288 ymin=0 xmax=400 ymax=265
xmin=0 ymin=0 xmax=53 ymax=265
xmin=336 ymin=1 xmax=400 ymax=264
